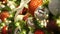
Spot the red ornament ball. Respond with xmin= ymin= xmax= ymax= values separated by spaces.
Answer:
xmin=28 ymin=0 xmax=43 ymax=16
xmin=1 ymin=26 xmax=8 ymax=34
xmin=34 ymin=29 xmax=45 ymax=34
xmin=0 ymin=11 xmax=10 ymax=21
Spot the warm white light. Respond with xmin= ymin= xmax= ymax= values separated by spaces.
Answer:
xmin=3 ymin=1 xmax=5 ymax=4
xmin=41 ymin=21 xmax=44 ymax=27
xmin=6 ymin=27 xmax=8 ymax=30
xmin=0 ymin=4 xmax=5 ymax=8
xmin=15 ymin=22 xmax=20 ymax=26
xmin=15 ymin=15 xmax=24 ymax=22
xmin=10 ymin=14 xmax=13 ymax=17
xmin=1 ymin=23 xmax=5 ymax=26
xmin=5 ymin=20 xmax=8 ymax=23
xmin=57 ymin=19 xmax=60 ymax=27
xmin=9 ymin=21 xmax=12 ymax=23
xmin=10 ymin=5 xmax=15 ymax=9
xmin=23 ymin=30 xmax=26 ymax=34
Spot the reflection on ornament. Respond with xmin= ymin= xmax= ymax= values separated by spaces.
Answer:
xmin=28 ymin=0 xmax=43 ymax=16
xmin=34 ymin=6 xmax=48 ymax=20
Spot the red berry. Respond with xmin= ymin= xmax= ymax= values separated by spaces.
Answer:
xmin=0 ymin=11 xmax=9 ymax=21
xmin=34 ymin=29 xmax=45 ymax=34
xmin=2 ymin=26 xmax=8 ymax=34
xmin=28 ymin=0 xmax=43 ymax=16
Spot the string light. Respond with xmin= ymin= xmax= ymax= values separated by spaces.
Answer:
xmin=15 ymin=22 xmax=20 ymax=26
xmin=57 ymin=19 xmax=60 ymax=27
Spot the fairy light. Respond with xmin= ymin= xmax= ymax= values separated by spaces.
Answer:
xmin=28 ymin=26 xmax=31 ymax=30
xmin=1 ymin=23 xmax=5 ymax=26
xmin=46 ymin=14 xmax=49 ymax=18
xmin=7 ymin=1 xmax=15 ymax=10
xmin=10 ymin=5 xmax=15 ymax=9
xmin=15 ymin=15 xmax=24 ymax=22
xmin=43 ymin=19 xmax=47 ymax=27
xmin=9 ymin=14 xmax=13 ymax=17
xmin=15 ymin=22 xmax=20 ymax=26
xmin=41 ymin=20 xmax=44 ymax=28
xmin=7 ymin=4 xmax=10 ymax=7
xmin=3 ymin=1 xmax=5 ymax=4
xmin=57 ymin=19 xmax=60 ymax=27
xmin=6 ymin=26 xmax=8 ymax=31
xmin=4 ymin=18 xmax=7 ymax=21
xmin=0 ymin=4 xmax=5 ymax=8
xmin=23 ymin=30 xmax=26 ymax=34
xmin=5 ymin=20 xmax=8 ymax=23
xmin=47 ymin=20 xmax=49 ymax=22
xmin=8 ymin=20 xmax=12 ymax=23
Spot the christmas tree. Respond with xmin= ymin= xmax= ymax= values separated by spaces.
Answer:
xmin=0 ymin=0 xmax=60 ymax=34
